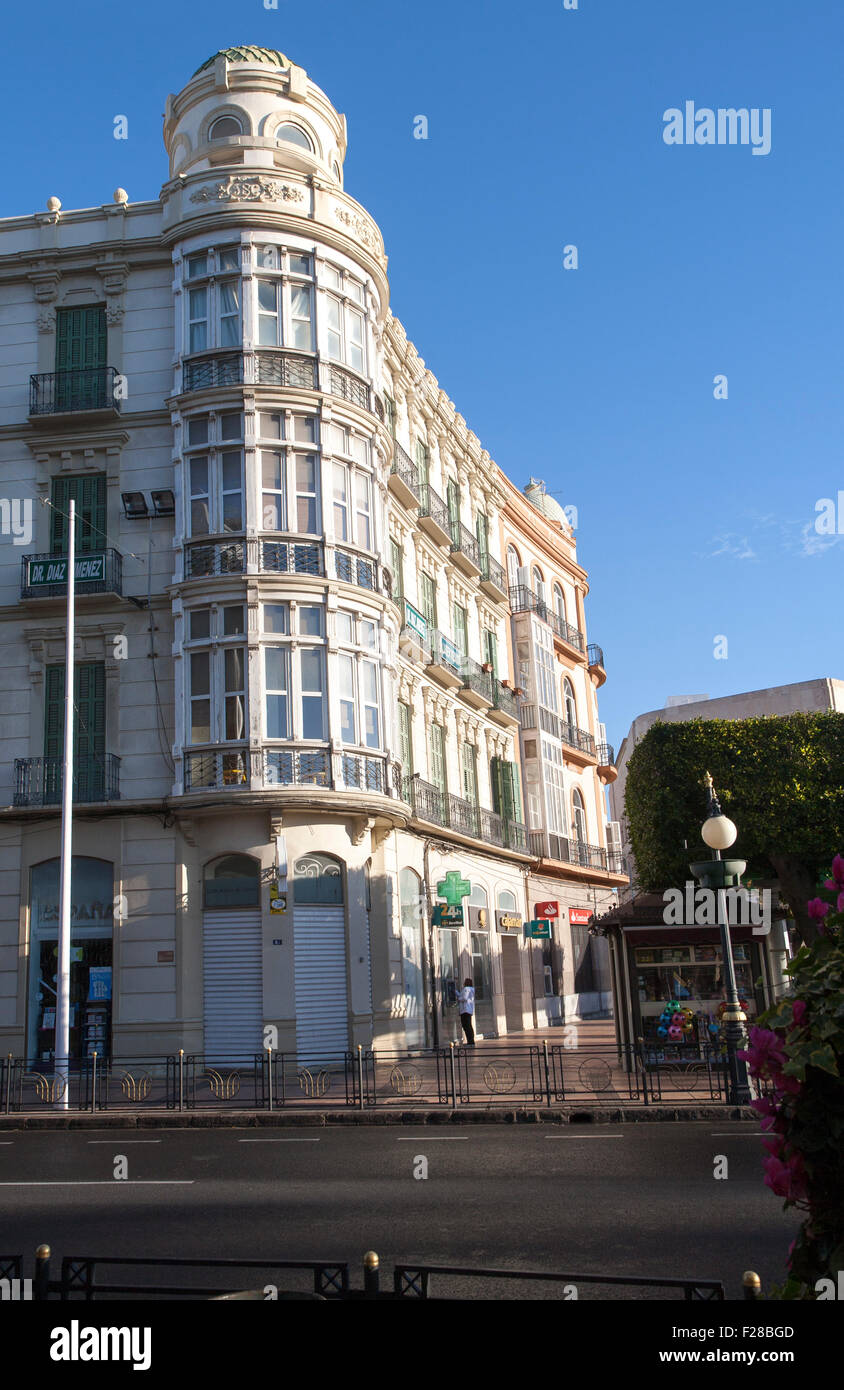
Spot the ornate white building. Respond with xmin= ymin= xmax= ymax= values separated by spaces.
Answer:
xmin=0 ymin=46 xmax=623 ymax=1063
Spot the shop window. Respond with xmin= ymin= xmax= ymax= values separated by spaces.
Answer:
xmin=293 ymin=854 xmax=343 ymax=904
xmin=28 ymin=856 xmax=114 ymax=1063
xmin=204 ymin=854 xmax=260 ymax=908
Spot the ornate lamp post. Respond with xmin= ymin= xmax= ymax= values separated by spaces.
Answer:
xmin=689 ymin=773 xmax=752 ymax=1105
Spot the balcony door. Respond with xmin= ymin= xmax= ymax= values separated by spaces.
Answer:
xmin=55 ymin=306 xmax=107 ymax=411
xmin=44 ymin=663 xmax=106 ymax=802
xmin=50 ymin=475 xmax=106 ymax=555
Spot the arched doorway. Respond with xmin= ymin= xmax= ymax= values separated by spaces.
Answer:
xmin=293 ymin=853 xmax=348 ymax=1059
xmin=202 ymin=855 xmax=262 ymax=1062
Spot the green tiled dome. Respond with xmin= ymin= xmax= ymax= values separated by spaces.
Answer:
xmin=193 ymin=47 xmax=291 ymax=76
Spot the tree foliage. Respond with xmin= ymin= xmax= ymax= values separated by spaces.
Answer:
xmin=624 ymin=713 xmax=844 ymax=942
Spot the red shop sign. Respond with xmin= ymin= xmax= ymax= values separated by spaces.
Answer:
xmin=569 ymin=907 xmax=593 ymax=925
xmin=534 ymin=901 xmax=559 ymax=919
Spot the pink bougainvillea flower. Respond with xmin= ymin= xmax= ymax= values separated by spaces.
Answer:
xmin=771 ymin=1070 xmax=802 ymax=1097
xmin=750 ymin=1095 xmax=779 ymax=1129
xmin=763 ymin=1151 xmax=807 ymax=1202
xmin=828 ymin=854 xmax=844 ymax=887
xmin=808 ymin=898 xmax=832 ymax=920
xmin=791 ymin=1000 xmax=807 ymax=1028
xmin=740 ymin=1027 xmax=787 ymax=1077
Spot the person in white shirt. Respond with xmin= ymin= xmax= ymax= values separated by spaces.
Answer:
xmin=457 ymin=978 xmax=475 ymax=1046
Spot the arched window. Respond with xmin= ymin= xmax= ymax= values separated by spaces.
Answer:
xmin=507 ymin=545 xmax=521 ymax=589
xmin=293 ymin=853 xmax=343 ymax=904
xmin=332 ymin=161 xmax=341 ymax=182
xmin=275 ymin=122 xmax=313 ymax=151
xmin=497 ymin=889 xmax=517 ymax=913
xmin=204 ymin=854 xmax=259 ymax=908
xmin=572 ymin=789 xmax=587 ymax=844
xmin=563 ymin=677 xmax=577 ymax=728
xmin=532 ymin=566 xmax=546 ymax=604
xmin=553 ymin=583 xmax=566 ymax=624
xmin=209 ymin=115 xmax=243 ymax=141
xmin=469 ymin=883 xmax=488 ymax=908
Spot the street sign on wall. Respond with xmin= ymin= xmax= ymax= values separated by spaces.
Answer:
xmin=496 ymin=911 xmax=523 ymax=933
xmin=525 ymin=919 xmax=552 ymax=939
xmin=433 ymin=903 xmax=463 ymax=925
xmin=569 ymin=907 xmax=593 ymax=925
xmin=26 ymin=555 xmax=105 ymax=587
xmin=535 ymin=900 xmax=559 ymax=919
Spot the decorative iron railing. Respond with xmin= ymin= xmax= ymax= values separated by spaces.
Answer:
xmin=479 ymin=552 xmax=507 ymax=595
xmin=181 ymin=351 xmax=375 ymax=416
xmin=29 ymin=368 xmax=122 ymax=416
xmin=14 ymin=756 xmax=121 ymax=806
xmin=20 ymin=550 xmax=123 ymax=600
xmin=417 ymin=483 xmax=451 ymax=537
xmin=265 ymin=748 xmax=330 ymax=788
xmin=509 ymin=586 xmax=585 ymax=652
xmin=528 ymin=830 xmax=623 ymax=874
xmin=450 ymin=521 xmax=480 ymax=569
xmin=491 ymin=682 xmax=518 ymax=719
xmin=184 ymin=748 xmax=249 ymax=791
xmin=560 ymin=720 xmax=597 ymax=757
xmin=596 ymin=742 xmax=615 ymax=766
xmin=408 ymin=776 xmax=526 ymax=851
xmin=587 ymin=643 xmax=605 ymax=670
xmin=259 ymin=540 xmax=323 ymax=576
xmin=184 ymin=538 xmax=246 ymax=578
xmin=254 ymin=349 xmax=318 ymax=389
xmin=182 ymin=354 xmax=243 ymax=391
xmin=389 ymin=442 xmax=421 ymax=502
xmin=334 ymin=548 xmax=377 ymax=592
xmin=459 ymin=656 xmax=494 ymax=704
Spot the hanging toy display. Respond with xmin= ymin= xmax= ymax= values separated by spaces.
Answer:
xmin=654 ymin=1000 xmax=697 ymax=1048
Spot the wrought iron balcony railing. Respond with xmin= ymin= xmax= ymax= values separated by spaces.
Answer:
xmin=450 ymin=521 xmax=480 ymax=570
xmin=560 ymin=720 xmax=597 ymax=758
xmin=265 ymin=748 xmax=330 ymax=788
xmin=14 ymin=755 xmax=121 ymax=806
xmin=491 ymin=681 xmax=518 ymax=720
xmin=596 ymin=742 xmax=615 ymax=766
xmin=459 ymin=655 xmax=494 ymax=705
xmin=184 ymin=538 xmax=247 ymax=579
xmin=255 ymin=350 xmax=318 ymax=390
xmin=182 ymin=354 xmax=244 ymax=392
xmin=408 ymin=775 xmax=526 ymax=851
xmin=389 ymin=442 xmax=421 ymax=503
xmin=20 ymin=549 xmax=123 ymax=600
xmin=587 ymin=644 xmax=605 ymax=670
xmin=509 ymin=586 xmax=585 ymax=652
xmin=184 ymin=747 xmax=250 ymax=791
xmin=528 ymin=830 xmax=624 ymax=875
xmin=479 ymin=551 xmax=507 ymax=596
xmin=259 ymin=539 xmax=323 ymax=576
xmin=182 ymin=745 xmax=405 ymax=798
xmin=29 ymin=368 xmax=122 ymax=417
xmin=417 ymin=483 xmax=451 ymax=539
xmin=334 ymin=548 xmax=377 ymax=592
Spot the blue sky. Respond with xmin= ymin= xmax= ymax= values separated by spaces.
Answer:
xmin=6 ymin=0 xmax=842 ymax=746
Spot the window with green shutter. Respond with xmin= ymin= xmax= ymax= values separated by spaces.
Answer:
xmin=50 ymin=475 xmax=107 ymax=554
xmin=429 ymin=722 xmax=446 ymax=794
xmin=419 ymin=572 xmax=437 ymax=631
xmin=476 ymin=510 xmax=489 ymax=564
xmin=56 ymin=306 xmax=107 ymax=373
xmin=390 ymin=537 xmax=404 ymax=603
xmin=483 ymin=628 xmax=498 ymax=676
xmin=45 ymin=663 xmax=106 ymax=762
xmin=384 ymin=393 xmax=396 ymax=439
xmin=461 ymin=742 xmax=478 ymax=807
xmin=491 ymin=756 xmax=523 ymax=828
xmin=447 ymin=479 xmax=460 ymax=542
xmin=453 ymin=602 xmax=468 ymax=657
xmin=398 ymin=701 xmax=413 ymax=775
xmin=415 ymin=440 xmax=429 ymax=491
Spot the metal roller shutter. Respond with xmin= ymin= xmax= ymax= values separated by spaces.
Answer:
xmin=202 ymin=910 xmax=263 ymax=1063
xmin=500 ymin=934 xmax=524 ymax=1034
xmin=294 ymin=905 xmax=349 ymax=1060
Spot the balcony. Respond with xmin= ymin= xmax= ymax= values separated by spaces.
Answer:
xmin=459 ymin=656 xmax=494 ymax=710
xmin=20 ymin=550 xmax=123 ymax=600
xmin=509 ymin=585 xmax=585 ymax=653
xmin=425 ymin=630 xmax=463 ymax=689
xmin=334 ymin=547 xmax=378 ymax=593
xmin=489 ymin=681 xmax=520 ymax=727
xmin=29 ymin=368 xmax=122 ymax=420
xmin=184 ymin=537 xmax=247 ymax=579
xmin=399 ymin=601 xmax=432 ymax=664
xmin=587 ymin=643 xmax=607 ymax=687
xmin=478 ymin=552 xmax=508 ymax=604
xmin=388 ymin=442 xmax=421 ymax=510
xmin=182 ymin=744 xmax=406 ymax=798
xmin=528 ymin=830 xmax=624 ymax=875
xmin=449 ymin=522 xmax=480 ymax=579
xmin=14 ymin=755 xmax=121 ymax=807
xmin=184 ymin=747 xmax=250 ymax=791
xmin=560 ymin=720 xmax=597 ymax=760
xmin=408 ymin=775 xmax=527 ymax=852
xmin=596 ymin=741 xmax=617 ymax=784
xmin=417 ymin=483 xmax=452 ymax=548
xmin=181 ymin=351 xmax=377 ymax=417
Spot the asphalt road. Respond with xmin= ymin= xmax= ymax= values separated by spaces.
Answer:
xmin=0 ymin=1123 xmax=797 ymax=1300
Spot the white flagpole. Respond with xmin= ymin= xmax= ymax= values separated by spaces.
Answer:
xmin=55 ymin=498 xmax=75 ymax=1107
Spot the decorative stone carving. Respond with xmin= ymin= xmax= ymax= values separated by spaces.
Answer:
xmin=190 ymin=177 xmax=305 ymax=205
xmin=349 ymin=815 xmax=373 ymax=847
xmin=334 ymin=206 xmax=386 ymax=264
xmin=37 ymin=308 xmax=56 ymax=334
xmin=105 ymin=304 xmax=125 ymax=324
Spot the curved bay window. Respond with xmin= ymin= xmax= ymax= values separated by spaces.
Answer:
xmin=28 ymin=857 xmax=114 ymax=1064
xmin=204 ymin=855 xmax=260 ymax=909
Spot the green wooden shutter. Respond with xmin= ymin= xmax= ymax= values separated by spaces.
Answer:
xmin=390 ymin=538 xmax=404 ymax=602
xmin=453 ymin=603 xmax=468 ymax=657
xmin=461 ymin=742 xmax=478 ymax=807
xmin=384 ymin=394 xmax=396 ymax=439
xmin=44 ymin=665 xmax=66 ymax=760
xmin=476 ymin=511 xmax=489 ymax=564
xmin=56 ymin=306 xmax=106 ymax=372
xmin=491 ymin=756 xmax=523 ymax=827
xmin=483 ymin=628 xmax=498 ymax=676
xmin=420 ymin=573 xmax=437 ymax=630
xmin=447 ymin=479 xmax=460 ymax=540
xmin=50 ymin=475 xmax=106 ymax=554
xmin=398 ymin=702 xmax=413 ymax=775
xmin=430 ymin=723 xmax=446 ymax=794
xmin=44 ymin=662 xmax=106 ymax=801
xmin=415 ymin=441 xmax=429 ymax=491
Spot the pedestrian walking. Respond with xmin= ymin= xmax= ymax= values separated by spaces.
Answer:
xmin=457 ymin=977 xmax=475 ymax=1045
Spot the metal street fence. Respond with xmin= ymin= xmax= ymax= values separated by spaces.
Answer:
xmin=4 ymin=1246 xmax=726 ymax=1300
xmin=0 ymin=1041 xmax=758 ymax=1114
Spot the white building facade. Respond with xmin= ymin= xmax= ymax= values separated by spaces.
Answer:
xmin=0 ymin=46 xmax=619 ymax=1064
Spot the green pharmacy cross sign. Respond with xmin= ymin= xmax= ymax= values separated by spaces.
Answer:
xmin=27 ymin=555 xmax=105 ymax=587
xmin=437 ymin=871 xmax=471 ymax=906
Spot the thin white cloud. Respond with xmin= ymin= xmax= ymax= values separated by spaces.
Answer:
xmin=705 ymin=533 xmax=757 ymax=561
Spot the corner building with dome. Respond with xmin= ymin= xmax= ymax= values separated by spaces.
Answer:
xmin=0 ymin=48 xmax=626 ymax=1066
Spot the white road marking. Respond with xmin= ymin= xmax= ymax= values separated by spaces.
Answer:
xmin=238 ymin=1138 xmax=321 ymax=1143
xmin=87 ymin=1139 xmax=162 ymax=1144
xmin=395 ymin=1136 xmax=468 ymax=1141
xmin=543 ymin=1134 xmax=624 ymax=1139
xmin=709 ymin=1132 xmax=765 ymax=1137
xmin=0 ymin=1180 xmax=195 ymax=1186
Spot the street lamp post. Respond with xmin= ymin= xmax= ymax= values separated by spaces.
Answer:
xmin=689 ymin=772 xmax=752 ymax=1106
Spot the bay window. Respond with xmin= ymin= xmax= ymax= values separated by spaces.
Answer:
xmin=185 ymin=415 xmax=244 ymax=537
xmin=186 ymin=605 xmax=247 ymax=747
xmin=300 ymin=647 xmax=325 ymax=739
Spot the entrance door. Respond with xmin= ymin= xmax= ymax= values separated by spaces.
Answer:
xmin=55 ymin=305 xmax=107 ymax=410
xmin=202 ymin=910 xmax=263 ymax=1063
xmin=438 ymin=927 xmax=461 ymax=1043
xmin=500 ymin=934 xmax=524 ymax=1033
xmin=292 ymin=853 xmax=348 ymax=1061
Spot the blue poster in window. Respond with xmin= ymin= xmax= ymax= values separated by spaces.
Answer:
xmin=88 ymin=967 xmax=112 ymax=1002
